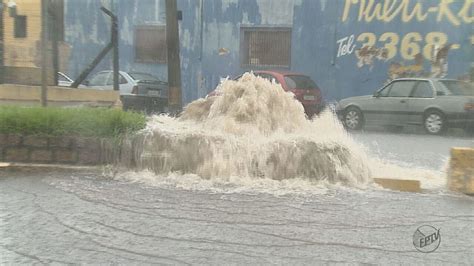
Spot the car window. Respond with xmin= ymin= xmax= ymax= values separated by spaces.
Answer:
xmin=377 ymin=84 xmax=391 ymax=97
xmin=437 ymin=80 xmax=474 ymax=96
xmin=233 ymin=74 xmax=243 ymax=81
xmin=57 ymin=73 xmax=71 ymax=82
xmin=106 ymin=74 xmax=128 ymax=85
xmin=89 ymin=72 xmax=109 ymax=86
xmin=129 ymin=73 xmax=160 ymax=82
xmin=388 ymin=81 xmax=416 ymax=97
xmin=267 ymin=74 xmax=279 ymax=84
xmin=284 ymin=75 xmax=317 ymax=89
xmin=256 ymin=73 xmax=270 ymax=80
xmin=411 ymin=81 xmax=433 ymax=98
xmin=120 ymin=75 xmax=128 ymax=84
xmin=106 ymin=75 xmax=112 ymax=85
xmin=106 ymin=74 xmax=113 ymax=85
xmin=256 ymin=73 xmax=279 ymax=84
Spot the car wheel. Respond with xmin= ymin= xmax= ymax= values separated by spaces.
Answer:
xmin=344 ymin=107 xmax=363 ymax=130
xmin=423 ymin=110 xmax=446 ymax=135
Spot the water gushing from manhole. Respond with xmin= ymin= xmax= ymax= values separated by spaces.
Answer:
xmin=132 ymin=73 xmax=371 ymax=186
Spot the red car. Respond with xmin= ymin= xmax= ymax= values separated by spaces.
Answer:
xmin=208 ymin=70 xmax=325 ymax=118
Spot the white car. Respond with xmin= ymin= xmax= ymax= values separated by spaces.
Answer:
xmin=86 ymin=70 xmax=169 ymax=114
xmin=57 ymin=72 xmax=74 ymax=87
xmin=86 ymin=71 xmax=166 ymax=96
xmin=57 ymin=72 xmax=87 ymax=88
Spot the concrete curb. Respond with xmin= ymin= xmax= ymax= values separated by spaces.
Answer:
xmin=0 ymin=162 xmax=103 ymax=173
xmin=373 ymin=178 xmax=421 ymax=193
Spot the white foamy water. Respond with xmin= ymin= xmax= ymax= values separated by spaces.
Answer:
xmin=114 ymin=170 xmax=335 ymax=196
xmin=368 ymin=157 xmax=447 ymax=191
xmin=120 ymin=73 xmax=447 ymax=194
xmin=130 ymin=73 xmax=371 ymax=189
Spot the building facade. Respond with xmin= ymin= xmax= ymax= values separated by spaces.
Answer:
xmin=0 ymin=0 xmax=68 ymax=85
xmin=62 ymin=0 xmax=473 ymax=103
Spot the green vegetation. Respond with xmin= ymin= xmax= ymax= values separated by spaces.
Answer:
xmin=0 ymin=106 xmax=146 ymax=137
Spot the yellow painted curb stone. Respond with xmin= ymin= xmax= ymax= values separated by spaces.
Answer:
xmin=448 ymin=147 xmax=474 ymax=195
xmin=373 ymin=178 xmax=421 ymax=193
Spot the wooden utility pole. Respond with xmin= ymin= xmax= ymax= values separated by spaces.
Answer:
xmin=110 ymin=0 xmax=120 ymax=91
xmin=111 ymin=8 xmax=119 ymax=92
xmin=0 ymin=0 xmax=4 ymax=84
xmin=165 ymin=0 xmax=182 ymax=114
xmin=49 ymin=1 xmax=59 ymax=86
xmin=40 ymin=0 xmax=48 ymax=106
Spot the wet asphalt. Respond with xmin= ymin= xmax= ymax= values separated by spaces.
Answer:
xmin=1 ymin=132 xmax=473 ymax=265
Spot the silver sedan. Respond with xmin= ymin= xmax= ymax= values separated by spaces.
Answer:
xmin=335 ymin=78 xmax=474 ymax=135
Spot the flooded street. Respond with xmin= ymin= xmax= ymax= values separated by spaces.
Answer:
xmin=1 ymin=172 xmax=473 ymax=264
xmin=1 ymin=75 xmax=474 ymax=264
xmin=352 ymin=131 xmax=474 ymax=171
xmin=1 ymin=131 xmax=474 ymax=265
xmin=352 ymin=131 xmax=474 ymax=191
xmin=1 ymin=0 xmax=473 ymax=264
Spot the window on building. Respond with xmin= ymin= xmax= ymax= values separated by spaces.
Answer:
xmin=14 ymin=16 xmax=27 ymax=38
xmin=135 ymin=25 xmax=167 ymax=63
xmin=241 ymin=27 xmax=291 ymax=68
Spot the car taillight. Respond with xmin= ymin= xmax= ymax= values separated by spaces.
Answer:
xmin=464 ymin=102 xmax=474 ymax=111
xmin=131 ymin=85 xmax=138 ymax=94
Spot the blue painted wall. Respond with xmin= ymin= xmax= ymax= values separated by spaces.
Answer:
xmin=64 ymin=0 xmax=473 ymax=104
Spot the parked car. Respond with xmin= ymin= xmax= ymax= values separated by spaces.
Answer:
xmin=208 ymin=70 xmax=325 ymax=118
xmin=57 ymin=72 xmax=88 ymax=88
xmin=86 ymin=70 xmax=169 ymax=114
xmin=57 ymin=72 xmax=74 ymax=87
xmin=335 ymin=78 xmax=474 ymax=135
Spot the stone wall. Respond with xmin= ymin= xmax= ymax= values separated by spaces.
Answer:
xmin=0 ymin=134 xmax=130 ymax=165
